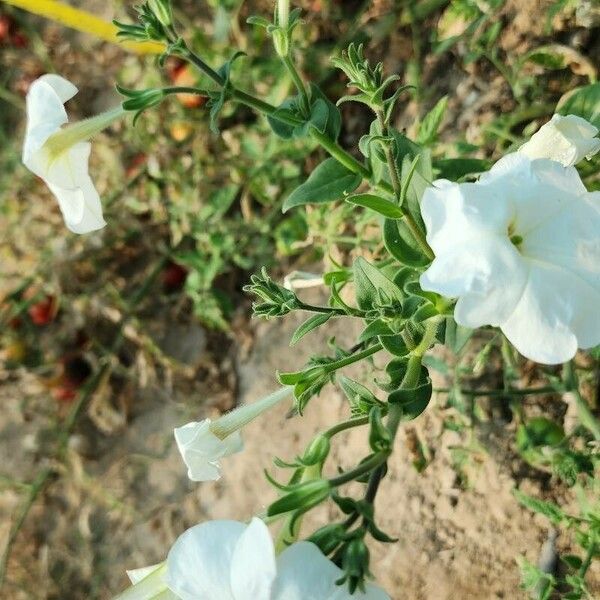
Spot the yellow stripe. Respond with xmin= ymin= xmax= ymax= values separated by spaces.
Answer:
xmin=2 ymin=0 xmax=165 ymax=55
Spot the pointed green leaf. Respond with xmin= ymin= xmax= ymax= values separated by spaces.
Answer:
xmin=283 ymin=159 xmax=362 ymax=212
xmin=346 ymin=194 xmax=404 ymax=219
xmin=291 ymin=313 xmax=332 ymax=345
xmin=353 ymin=257 xmax=404 ymax=312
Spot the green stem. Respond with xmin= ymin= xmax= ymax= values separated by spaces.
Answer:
xmin=578 ymin=533 xmax=597 ymax=579
xmin=296 ymin=301 xmax=350 ymax=316
xmin=325 ymin=343 xmax=383 ymax=374
xmin=178 ymin=47 xmax=434 ymax=260
xmin=433 ymin=385 xmax=561 ymax=397
xmin=329 ymin=450 xmax=390 ymax=487
xmin=232 ymin=89 xmax=303 ymax=126
xmin=162 ymin=86 xmax=207 ymax=96
xmin=308 ymin=127 xmax=371 ymax=179
xmin=325 ymin=414 xmax=374 ymax=438
xmin=376 ymin=111 xmax=402 ymax=200
xmin=282 ymin=55 xmax=310 ymax=115
xmin=564 ymin=362 xmax=600 ymax=441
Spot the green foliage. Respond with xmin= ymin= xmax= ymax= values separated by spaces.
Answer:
xmin=283 ymin=158 xmax=362 ymax=212
xmin=558 ymin=83 xmax=600 ymax=129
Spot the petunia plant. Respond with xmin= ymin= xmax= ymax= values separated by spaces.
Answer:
xmin=20 ymin=0 xmax=600 ymax=597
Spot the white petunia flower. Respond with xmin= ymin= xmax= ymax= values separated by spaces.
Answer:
xmin=116 ymin=518 xmax=390 ymax=600
xmin=23 ymin=74 xmax=125 ymax=234
xmin=174 ymin=387 xmax=292 ymax=482
xmin=519 ymin=113 xmax=600 ymax=167
xmin=420 ymin=153 xmax=600 ymax=365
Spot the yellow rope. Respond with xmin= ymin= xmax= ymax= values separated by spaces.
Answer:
xmin=2 ymin=0 xmax=165 ymax=55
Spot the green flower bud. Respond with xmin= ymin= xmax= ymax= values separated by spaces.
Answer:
xmin=119 ymin=88 xmax=165 ymax=112
xmin=267 ymin=479 xmax=331 ymax=517
xmin=148 ymin=0 xmax=173 ymax=28
xmin=308 ymin=523 xmax=346 ymax=555
xmin=301 ymin=434 xmax=330 ymax=466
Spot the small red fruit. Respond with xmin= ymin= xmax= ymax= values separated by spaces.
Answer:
xmin=28 ymin=295 xmax=57 ymax=326
xmin=162 ymin=262 xmax=188 ymax=292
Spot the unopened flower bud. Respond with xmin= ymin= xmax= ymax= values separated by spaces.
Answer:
xmin=267 ymin=479 xmax=331 ymax=516
xmin=148 ymin=0 xmax=173 ymax=28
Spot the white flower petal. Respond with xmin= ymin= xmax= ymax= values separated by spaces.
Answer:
xmin=519 ymin=114 xmax=600 ymax=166
xmin=421 ymin=234 xmax=527 ymax=328
xmin=273 ymin=542 xmax=390 ymax=600
xmin=421 ymin=153 xmax=600 ymax=363
xmin=166 ymin=520 xmax=245 ymax=600
xmin=23 ymin=78 xmax=70 ymax=168
xmin=40 ymin=142 xmax=106 ymax=233
xmin=173 ymin=419 xmax=243 ymax=482
xmin=500 ymin=262 xmax=582 ymax=364
xmin=421 ymin=178 xmax=512 ymax=255
xmin=37 ymin=73 xmax=78 ymax=104
xmin=230 ymin=518 xmax=276 ymax=600
xmin=22 ymin=74 xmax=108 ymax=235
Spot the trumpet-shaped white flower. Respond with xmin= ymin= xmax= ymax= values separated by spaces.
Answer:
xmin=174 ymin=387 xmax=292 ymax=481
xmin=23 ymin=74 xmax=124 ymax=233
xmin=420 ymin=153 xmax=600 ymax=365
xmin=519 ymin=113 xmax=600 ymax=167
xmin=117 ymin=518 xmax=390 ymax=600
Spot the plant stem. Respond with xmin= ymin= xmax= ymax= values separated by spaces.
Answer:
xmin=325 ymin=343 xmax=383 ymax=374
xmin=296 ymin=301 xmax=349 ymax=316
xmin=345 ymin=318 xmax=439 ymax=526
xmin=178 ymin=46 xmax=434 ymax=260
xmin=376 ymin=111 xmax=402 ymax=200
xmin=564 ymin=362 xmax=600 ymax=441
xmin=282 ymin=55 xmax=310 ymax=115
xmin=433 ymin=385 xmax=561 ymax=397
xmin=578 ymin=533 xmax=597 ymax=579
xmin=308 ymin=127 xmax=371 ymax=179
xmin=325 ymin=414 xmax=375 ymax=438
xmin=329 ymin=450 xmax=390 ymax=487
xmin=162 ymin=86 xmax=207 ymax=96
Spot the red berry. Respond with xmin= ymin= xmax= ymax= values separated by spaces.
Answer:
xmin=162 ymin=262 xmax=188 ymax=291
xmin=28 ymin=295 xmax=57 ymax=326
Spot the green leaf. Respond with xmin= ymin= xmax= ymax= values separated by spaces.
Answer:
xmin=283 ymin=159 xmax=362 ymax=212
xmin=513 ymin=489 xmax=565 ymax=525
xmin=268 ymin=84 xmax=341 ymax=141
xmin=379 ymin=335 xmax=409 ymax=357
xmin=346 ymin=194 xmax=404 ymax=219
xmin=433 ymin=158 xmax=491 ymax=180
xmin=443 ymin=317 xmax=473 ymax=353
xmin=353 ymin=257 xmax=404 ymax=312
xmin=416 ymin=96 xmax=448 ymax=145
xmin=558 ymin=83 xmax=600 ymax=129
xmin=387 ymin=364 xmax=433 ymax=421
xmin=358 ymin=319 xmax=395 ymax=342
xmin=383 ymin=218 xmax=430 ymax=267
xmin=290 ymin=313 xmax=332 ymax=345
xmin=309 ymin=83 xmax=342 ymax=141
